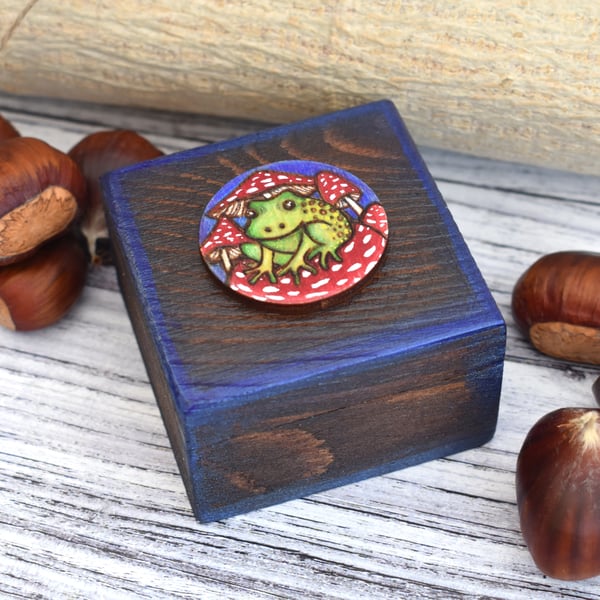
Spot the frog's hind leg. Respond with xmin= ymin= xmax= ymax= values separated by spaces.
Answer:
xmin=307 ymin=246 xmax=343 ymax=270
xmin=279 ymin=237 xmax=319 ymax=284
xmin=241 ymin=243 xmax=278 ymax=284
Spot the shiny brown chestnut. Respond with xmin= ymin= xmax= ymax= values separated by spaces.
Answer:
xmin=0 ymin=114 xmax=20 ymax=141
xmin=0 ymin=137 xmax=87 ymax=265
xmin=517 ymin=407 xmax=600 ymax=580
xmin=68 ymin=130 xmax=163 ymax=265
xmin=0 ymin=234 xmax=88 ymax=331
xmin=512 ymin=251 xmax=600 ymax=365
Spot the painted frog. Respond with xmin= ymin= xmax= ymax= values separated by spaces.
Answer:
xmin=241 ymin=190 xmax=353 ymax=284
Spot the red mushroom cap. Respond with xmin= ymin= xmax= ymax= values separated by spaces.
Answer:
xmin=200 ymin=217 xmax=250 ymax=257
xmin=361 ymin=203 xmax=389 ymax=238
xmin=208 ymin=170 xmax=316 ymax=218
xmin=316 ymin=171 xmax=361 ymax=206
xmin=228 ymin=222 xmax=387 ymax=305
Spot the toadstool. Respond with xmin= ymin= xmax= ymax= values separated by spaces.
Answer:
xmin=200 ymin=217 xmax=251 ymax=273
xmin=316 ymin=171 xmax=363 ymax=216
xmin=228 ymin=221 xmax=387 ymax=307
xmin=207 ymin=170 xmax=315 ymax=219
xmin=361 ymin=203 xmax=389 ymax=238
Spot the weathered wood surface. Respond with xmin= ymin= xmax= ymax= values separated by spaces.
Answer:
xmin=1 ymin=93 xmax=600 ymax=598
xmin=1 ymin=2 xmax=599 ymax=175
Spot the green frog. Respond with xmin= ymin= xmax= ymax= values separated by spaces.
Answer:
xmin=241 ymin=190 xmax=353 ymax=284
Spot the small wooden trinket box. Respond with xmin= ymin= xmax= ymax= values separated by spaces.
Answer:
xmin=102 ymin=101 xmax=505 ymax=522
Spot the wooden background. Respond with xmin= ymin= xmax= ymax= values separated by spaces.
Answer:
xmin=1 ymin=91 xmax=599 ymax=598
xmin=1 ymin=1 xmax=599 ymax=175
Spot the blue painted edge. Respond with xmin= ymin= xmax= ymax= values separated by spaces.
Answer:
xmin=187 ymin=330 xmax=505 ymax=521
xmin=102 ymin=100 xmax=506 ymax=421
xmin=101 ymin=169 xmax=191 ymax=421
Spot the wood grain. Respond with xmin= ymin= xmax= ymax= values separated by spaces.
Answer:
xmin=0 ymin=2 xmax=599 ymax=175
xmin=0 ymin=96 xmax=600 ymax=598
xmin=103 ymin=101 xmax=504 ymax=521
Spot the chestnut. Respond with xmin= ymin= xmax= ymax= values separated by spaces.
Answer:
xmin=512 ymin=251 xmax=600 ymax=365
xmin=0 ymin=234 xmax=88 ymax=331
xmin=0 ymin=114 xmax=20 ymax=141
xmin=517 ymin=407 xmax=600 ymax=580
xmin=68 ymin=130 xmax=163 ymax=265
xmin=0 ymin=137 xmax=87 ymax=265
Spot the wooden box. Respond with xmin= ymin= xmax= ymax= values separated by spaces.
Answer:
xmin=102 ymin=101 xmax=505 ymax=522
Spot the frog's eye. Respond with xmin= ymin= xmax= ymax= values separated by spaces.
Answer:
xmin=246 ymin=209 xmax=257 ymax=219
xmin=283 ymin=199 xmax=296 ymax=211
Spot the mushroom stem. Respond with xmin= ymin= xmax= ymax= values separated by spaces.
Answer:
xmin=342 ymin=195 xmax=363 ymax=216
xmin=220 ymin=247 xmax=232 ymax=272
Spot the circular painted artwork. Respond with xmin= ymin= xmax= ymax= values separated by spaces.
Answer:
xmin=199 ymin=160 xmax=389 ymax=308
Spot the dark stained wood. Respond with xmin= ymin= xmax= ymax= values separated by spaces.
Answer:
xmin=103 ymin=100 xmax=505 ymax=521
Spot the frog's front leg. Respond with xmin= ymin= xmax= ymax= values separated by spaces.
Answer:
xmin=242 ymin=242 xmax=278 ymax=284
xmin=278 ymin=232 xmax=318 ymax=284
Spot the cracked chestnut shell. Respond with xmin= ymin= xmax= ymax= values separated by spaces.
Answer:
xmin=0 ymin=137 xmax=87 ymax=265
xmin=512 ymin=251 xmax=600 ymax=365
xmin=68 ymin=130 xmax=163 ymax=265
xmin=0 ymin=234 xmax=88 ymax=331
xmin=517 ymin=407 xmax=600 ymax=580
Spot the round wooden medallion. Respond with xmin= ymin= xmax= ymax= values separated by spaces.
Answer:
xmin=199 ymin=160 xmax=388 ymax=308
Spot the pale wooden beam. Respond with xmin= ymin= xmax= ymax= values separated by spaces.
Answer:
xmin=0 ymin=1 xmax=598 ymax=174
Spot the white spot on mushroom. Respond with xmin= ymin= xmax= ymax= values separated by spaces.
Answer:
xmin=246 ymin=186 xmax=259 ymax=194
xmin=362 ymin=233 xmax=372 ymax=244
xmin=306 ymin=291 xmax=329 ymax=299
xmin=302 ymin=270 xmax=311 ymax=278
xmin=365 ymin=260 xmax=378 ymax=273
xmin=311 ymin=278 xmax=330 ymax=289
xmin=235 ymin=271 xmax=245 ymax=279
xmin=336 ymin=278 xmax=349 ymax=286
xmin=237 ymin=284 xmax=253 ymax=293
xmin=348 ymin=262 xmax=363 ymax=272
xmin=331 ymin=264 xmax=342 ymax=272
xmin=280 ymin=277 xmax=292 ymax=284
xmin=364 ymin=245 xmax=377 ymax=258
xmin=287 ymin=290 xmax=301 ymax=296
xmin=263 ymin=286 xmax=280 ymax=293
xmin=343 ymin=241 xmax=355 ymax=253
xmin=251 ymin=294 xmax=267 ymax=302
xmin=266 ymin=295 xmax=286 ymax=301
